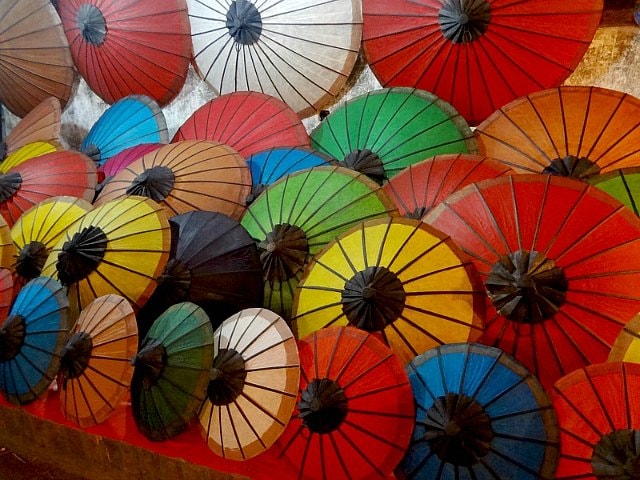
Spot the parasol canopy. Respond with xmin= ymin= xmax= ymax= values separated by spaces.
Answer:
xmin=272 ymin=326 xmax=414 ymax=480
xmin=310 ymin=87 xmax=477 ymax=184
xmin=589 ymin=167 xmax=640 ymax=216
xmin=198 ymin=308 xmax=300 ymax=460
xmin=3 ymin=97 xmax=61 ymax=156
xmin=172 ymin=91 xmax=310 ymax=159
xmin=0 ymin=0 xmax=76 ymax=118
xmin=240 ymin=165 xmax=398 ymax=319
xmin=57 ymin=0 xmax=192 ymax=106
xmin=80 ymin=95 xmax=169 ymax=165
xmin=551 ymin=362 xmax=640 ymax=479
xmin=10 ymin=196 xmax=93 ymax=287
xmin=188 ymin=0 xmax=362 ymax=119
xmin=0 ymin=150 xmax=97 ymax=226
xmin=1 ymin=140 xmax=63 ymax=173
xmin=475 ymin=86 xmax=640 ymax=178
xmin=131 ymin=301 xmax=214 ymax=441
xmin=608 ymin=313 xmax=640 ymax=364
xmin=246 ymin=147 xmax=334 ymax=204
xmin=362 ymin=0 xmax=603 ymax=126
xmin=402 ymin=343 xmax=559 ymax=479
xmin=94 ymin=140 xmax=251 ymax=221
xmin=40 ymin=196 xmax=170 ymax=318
xmin=293 ymin=217 xmax=485 ymax=365
xmin=383 ymin=153 xmax=513 ymax=219
xmin=58 ymin=294 xmax=137 ymax=428
xmin=0 ymin=276 xmax=71 ymax=405
xmin=136 ymin=210 xmax=263 ymax=336
xmin=0 ymin=213 xmax=16 ymax=271
xmin=424 ymin=174 xmax=640 ymax=389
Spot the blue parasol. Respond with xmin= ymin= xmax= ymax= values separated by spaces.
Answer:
xmin=401 ymin=343 xmax=560 ymax=480
xmin=245 ymin=147 xmax=334 ymax=203
xmin=80 ymin=95 xmax=168 ymax=165
xmin=0 ymin=276 xmax=71 ymax=405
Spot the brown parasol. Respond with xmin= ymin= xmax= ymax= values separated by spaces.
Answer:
xmin=3 ymin=97 xmax=62 ymax=156
xmin=0 ymin=0 xmax=76 ymax=118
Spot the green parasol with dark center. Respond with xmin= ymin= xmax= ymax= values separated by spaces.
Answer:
xmin=131 ymin=301 xmax=214 ymax=441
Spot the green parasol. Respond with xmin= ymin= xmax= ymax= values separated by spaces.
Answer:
xmin=130 ymin=302 xmax=214 ymax=441
xmin=240 ymin=165 xmax=397 ymax=319
xmin=310 ymin=87 xmax=477 ymax=184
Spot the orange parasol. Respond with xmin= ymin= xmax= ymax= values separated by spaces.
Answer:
xmin=58 ymin=294 xmax=138 ymax=427
xmin=475 ymin=86 xmax=640 ymax=179
xmin=3 ymin=97 xmax=61 ymax=156
xmin=94 ymin=140 xmax=252 ymax=221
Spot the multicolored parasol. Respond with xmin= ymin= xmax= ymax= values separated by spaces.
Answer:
xmin=94 ymin=140 xmax=251 ymax=221
xmin=475 ymin=86 xmax=640 ymax=178
xmin=293 ymin=217 xmax=485 ymax=364
xmin=383 ymin=153 xmax=513 ymax=219
xmin=310 ymin=87 xmax=477 ymax=184
xmin=188 ymin=0 xmax=362 ymax=118
xmin=551 ymin=362 xmax=640 ymax=479
xmin=402 ymin=343 xmax=559 ymax=479
xmin=199 ymin=308 xmax=300 ymax=460
xmin=362 ymin=0 xmax=603 ymax=125
xmin=424 ymin=174 xmax=640 ymax=389
xmin=0 ymin=276 xmax=71 ymax=405
xmin=240 ymin=165 xmax=397 ymax=318
xmin=40 ymin=196 xmax=170 ymax=318
xmin=272 ymin=326 xmax=414 ymax=480
xmin=58 ymin=294 xmax=137 ymax=427
xmin=0 ymin=0 xmax=76 ymax=117
xmin=172 ymin=91 xmax=310 ymax=159
xmin=80 ymin=95 xmax=169 ymax=165
xmin=57 ymin=0 xmax=192 ymax=106
xmin=131 ymin=302 xmax=214 ymax=441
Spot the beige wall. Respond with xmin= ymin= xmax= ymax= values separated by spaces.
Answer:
xmin=2 ymin=25 xmax=639 ymax=150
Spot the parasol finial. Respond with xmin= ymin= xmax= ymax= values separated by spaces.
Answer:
xmin=298 ymin=377 xmax=348 ymax=434
xmin=76 ymin=3 xmax=107 ymax=45
xmin=0 ymin=315 xmax=26 ymax=362
xmin=226 ymin=0 xmax=262 ymax=45
xmin=438 ymin=0 xmax=491 ymax=43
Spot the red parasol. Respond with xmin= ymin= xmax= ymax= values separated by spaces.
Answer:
xmin=0 ymin=150 xmax=97 ymax=226
xmin=0 ymin=0 xmax=77 ymax=118
xmin=56 ymin=0 xmax=192 ymax=106
xmin=383 ymin=153 xmax=512 ymax=218
xmin=272 ymin=326 xmax=415 ymax=480
xmin=172 ymin=91 xmax=310 ymax=159
xmin=424 ymin=174 xmax=640 ymax=390
xmin=361 ymin=0 xmax=603 ymax=126
xmin=551 ymin=362 xmax=640 ymax=479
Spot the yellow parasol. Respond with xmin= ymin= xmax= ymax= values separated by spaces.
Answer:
xmin=292 ymin=217 xmax=485 ymax=364
xmin=40 ymin=196 xmax=170 ymax=318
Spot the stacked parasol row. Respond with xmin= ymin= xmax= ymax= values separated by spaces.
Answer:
xmin=0 ymin=80 xmax=640 ymax=479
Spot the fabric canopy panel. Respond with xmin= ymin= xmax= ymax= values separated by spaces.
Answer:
xmin=424 ymin=174 xmax=640 ymax=390
xmin=475 ymin=86 xmax=640 ymax=178
xmin=57 ymin=0 xmax=192 ymax=106
xmin=362 ymin=0 xmax=603 ymax=126
xmin=188 ymin=0 xmax=362 ymax=119
xmin=0 ymin=0 xmax=76 ymax=117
